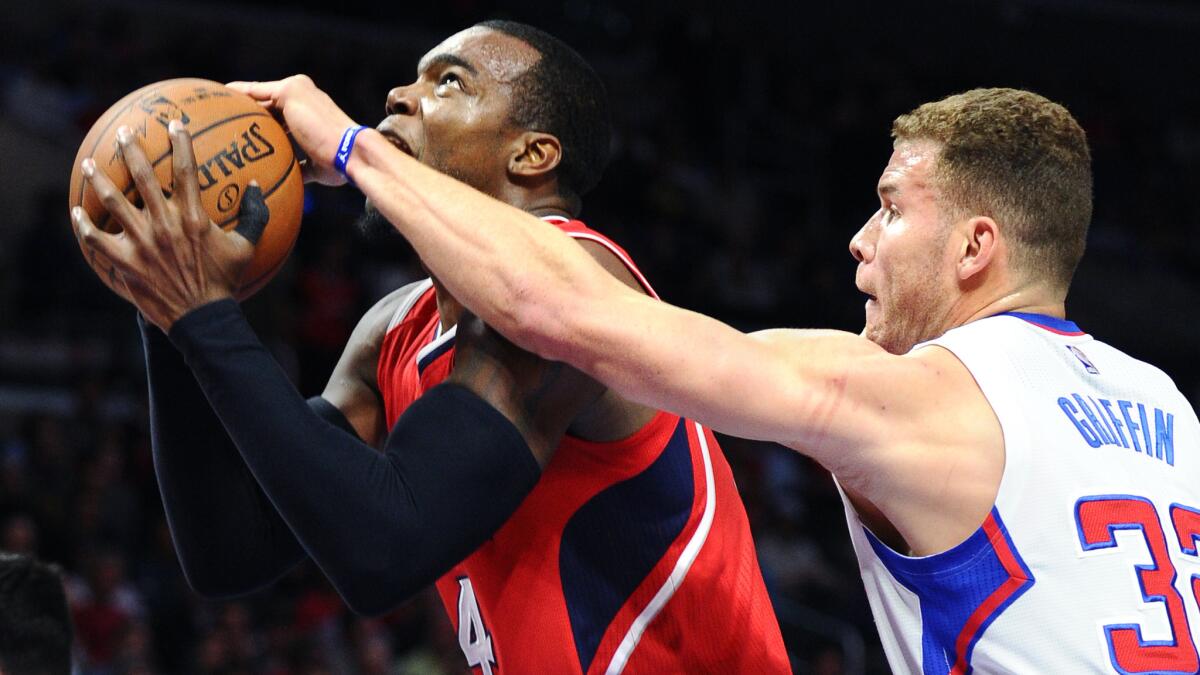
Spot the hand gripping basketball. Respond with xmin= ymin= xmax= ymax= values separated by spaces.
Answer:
xmin=227 ymin=76 xmax=358 ymax=186
xmin=72 ymin=121 xmax=268 ymax=331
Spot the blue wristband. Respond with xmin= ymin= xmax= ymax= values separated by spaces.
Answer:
xmin=332 ymin=125 xmax=369 ymax=184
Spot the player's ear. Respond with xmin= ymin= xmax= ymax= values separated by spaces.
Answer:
xmin=509 ymin=131 xmax=562 ymax=179
xmin=957 ymin=215 xmax=999 ymax=282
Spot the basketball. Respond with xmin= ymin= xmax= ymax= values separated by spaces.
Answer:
xmin=68 ymin=78 xmax=304 ymax=299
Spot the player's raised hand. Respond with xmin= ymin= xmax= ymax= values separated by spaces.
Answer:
xmin=227 ymin=76 xmax=357 ymax=186
xmin=71 ymin=121 xmax=260 ymax=331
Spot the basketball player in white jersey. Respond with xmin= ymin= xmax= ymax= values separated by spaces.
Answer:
xmin=109 ymin=78 xmax=1198 ymax=672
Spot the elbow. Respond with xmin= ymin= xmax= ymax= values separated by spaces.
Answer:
xmin=317 ymin=542 xmax=423 ymax=617
xmin=327 ymin=542 xmax=441 ymax=617
xmin=175 ymin=550 xmax=296 ymax=599
xmin=180 ymin=566 xmax=259 ymax=600
xmin=343 ymin=592 xmax=403 ymax=618
xmin=336 ymin=569 xmax=423 ymax=618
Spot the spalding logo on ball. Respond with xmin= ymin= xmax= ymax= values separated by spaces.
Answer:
xmin=69 ymin=78 xmax=304 ymax=299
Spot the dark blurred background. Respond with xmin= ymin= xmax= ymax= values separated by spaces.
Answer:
xmin=1 ymin=0 xmax=1198 ymax=672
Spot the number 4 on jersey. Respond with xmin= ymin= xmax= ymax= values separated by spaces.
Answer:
xmin=457 ymin=577 xmax=497 ymax=675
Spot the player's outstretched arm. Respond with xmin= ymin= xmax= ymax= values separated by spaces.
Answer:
xmin=230 ymin=82 xmax=908 ymax=439
xmin=226 ymin=77 xmax=1001 ymax=554
xmin=225 ymin=77 xmax=927 ymax=463
xmin=346 ymin=125 xmax=928 ymax=472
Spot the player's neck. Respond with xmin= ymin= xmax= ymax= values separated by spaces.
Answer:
xmin=427 ymin=276 xmax=464 ymax=332
xmin=494 ymin=180 xmax=578 ymax=220
xmin=529 ymin=206 xmax=574 ymax=220
xmin=954 ymin=283 xmax=1068 ymax=330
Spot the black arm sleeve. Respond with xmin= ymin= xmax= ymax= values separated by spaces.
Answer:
xmin=141 ymin=315 xmax=306 ymax=596
xmin=167 ymin=299 xmax=541 ymax=616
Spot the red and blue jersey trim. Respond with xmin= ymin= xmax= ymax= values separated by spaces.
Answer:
xmin=998 ymin=311 xmax=1085 ymax=336
xmin=558 ymin=417 xmax=696 ymax=672
xmin=864 ymin=508 xmax=1035 ymax=674
xmin=416 ymin=325 xmax=456 ymax=376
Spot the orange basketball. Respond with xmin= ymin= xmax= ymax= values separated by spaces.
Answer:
xmin=69 ymin=78 xmax=303 ymax=299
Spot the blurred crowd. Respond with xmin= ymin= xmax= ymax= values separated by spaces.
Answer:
xmin=1 ymin=0 xmax=1198 ymax=672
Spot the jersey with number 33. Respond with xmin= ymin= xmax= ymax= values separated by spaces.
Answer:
xmin=377 ymin=217 xmax=790 ymax=675
xmin=842 ymin=312 xmax=1200 ymax=674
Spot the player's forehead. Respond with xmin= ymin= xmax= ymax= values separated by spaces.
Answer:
xmin=877 ymin=140 xmax=939 ymax=198
xmin=417 ymin=27 xmax=540 ymax=85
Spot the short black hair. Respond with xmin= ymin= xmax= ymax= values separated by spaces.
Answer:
xmin=0 ymin=552 xmax=73 ymax=675
xmin=475 ymin=20 xmax=612 ymax=199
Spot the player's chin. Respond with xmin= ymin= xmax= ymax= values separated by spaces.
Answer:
xmin=862 ymin=304 xmax=881 ymax=339
xmin=864 ymin=323 xmax=903 ymax=355
xmin=863 ymin=324 xmax=884 ymax=348
xmin=355 ymin=201 xmax=400 ymax=242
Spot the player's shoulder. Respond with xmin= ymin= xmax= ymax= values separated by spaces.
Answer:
xmin=545 ymin=216 xmax=602 ymax=235
xmin=556 ymin=218 xmax=655 ymax=297
xmin=1088 ymin=336 xmax=1195 ymax=408
xmin=918 ymin=312 xmax=1077 ymax=373
xmin=555 ymin=218 xmax=626 ymax=257
xmin=352 ymin=278 xmax=434 ymax=345
xmin=943 ymin=313 xmax=1184 ymax=392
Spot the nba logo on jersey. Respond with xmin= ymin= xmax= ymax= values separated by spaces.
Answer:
xmin=1067 ymin=345 xmax=1098 ymax=374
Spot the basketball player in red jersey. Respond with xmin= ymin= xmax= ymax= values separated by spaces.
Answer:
xmin=72 ymin=21 xmax=789 ymax=673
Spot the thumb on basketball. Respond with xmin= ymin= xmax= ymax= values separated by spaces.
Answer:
xmin=234 ymin=182 xmax=270 ymax=246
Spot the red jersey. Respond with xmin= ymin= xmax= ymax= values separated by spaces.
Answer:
xmin=377 ymin=217 xmax=788 ymax=674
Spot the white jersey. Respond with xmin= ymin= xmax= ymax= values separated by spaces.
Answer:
xmin=841 ymin=312 xmax=1200 ymax=674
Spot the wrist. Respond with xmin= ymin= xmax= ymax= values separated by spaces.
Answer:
xmin=343 ymin=129 xmax=391 ymax=186
xmin=332 ymin=125 xmax=370 ymax=185
xmin=158 ymin=289 xmax=235 ymax=331
xmin=166 ymin=297 xmax=242 ymax=344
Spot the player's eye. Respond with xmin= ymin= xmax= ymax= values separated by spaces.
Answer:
xmin=435 ymin=72 xmax=463 ymax=93
xmin=881 ymin=206 xmax=900 ymax=224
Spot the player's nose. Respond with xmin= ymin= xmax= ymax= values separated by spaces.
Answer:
xmin=385 ymin=85 xmax=419 ymax=117
xmin=849 ymin=220 xmax=876 ymax=263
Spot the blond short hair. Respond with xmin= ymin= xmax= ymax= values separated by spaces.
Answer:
xmin=892 ymin=88 xmax=1092 ymax=290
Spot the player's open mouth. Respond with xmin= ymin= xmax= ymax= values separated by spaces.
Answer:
xmin=382 ymin=131 xmax=416 ymax=159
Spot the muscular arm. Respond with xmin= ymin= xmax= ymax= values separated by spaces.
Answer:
xmin=221 ymin=79 xmax=949 ymax=472
xmin=341 ymin=132 xmax=1001 ymax=552
xmin=171 ymin=77 xmax=994 ymax=557
xmin=223 ymin=79 xmax=920 ymax=465
xmin=341 ymin=132 xmax=915 ymax=452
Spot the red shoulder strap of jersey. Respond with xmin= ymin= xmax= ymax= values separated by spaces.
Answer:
xmin=544 ymin=216 xmax=659 ymax=299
